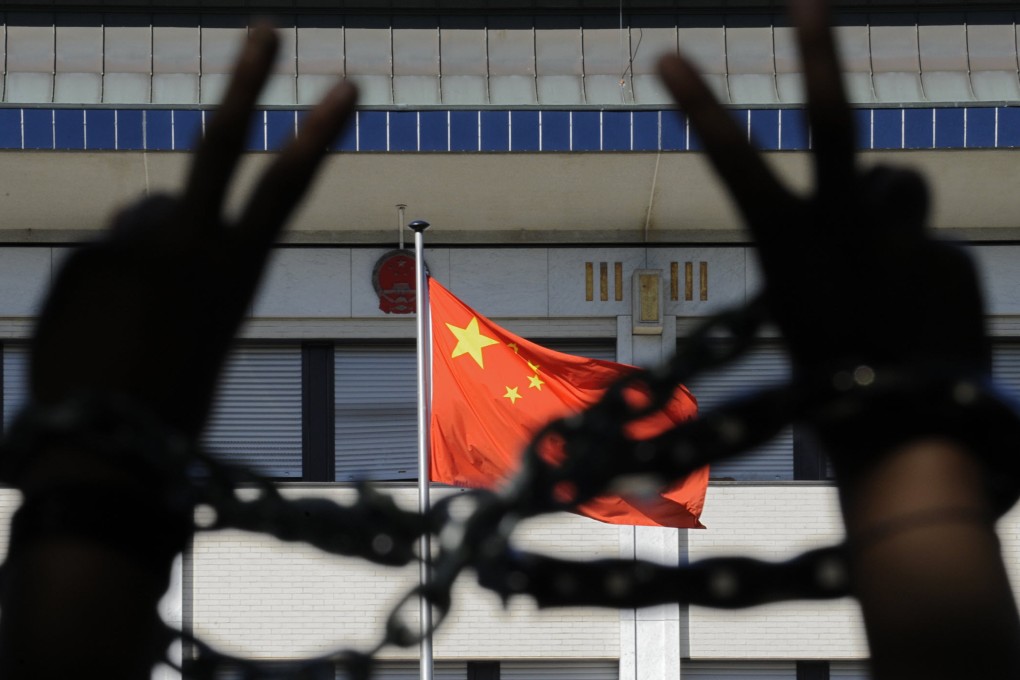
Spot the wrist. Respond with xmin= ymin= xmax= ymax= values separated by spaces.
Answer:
xmin=838 ymin=437 xmax=992 ymax=541
xmin=0 ymin=394 xmax=197 ymax=573
xmin=802 ymin=365 xmax=1020 ymax=516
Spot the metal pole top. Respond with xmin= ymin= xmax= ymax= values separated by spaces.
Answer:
xmin=409 ymin=220 xmax=431 ymax=233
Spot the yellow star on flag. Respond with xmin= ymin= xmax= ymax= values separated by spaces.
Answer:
xmin=508 ymin=342 xmax=519 ymax=354
xmin=447 ymin=317 xmax=499 ymax=368
xmin=503 ymin=386 xmax=522 ymax=404
xmin=528 ymin=374 xmax=545 ymax=391
xmin=527 ymin=360 xmax=540 ymax=373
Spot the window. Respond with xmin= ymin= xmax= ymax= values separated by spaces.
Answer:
xmin=335 ymin=344 xmax=419 ymax=482
xmin=993 ymin=342 xmax=1020 ymax=401
xmin=500 ymin=660 xmax=618 ymax=680
xmin=829 ymin=661 xmax=871 ymax=679
xmin=683 ymin=342 xmax=795 ymax=481
xmin=203 ymin=345 xmax=303 ymax=478
xmin=681 ymin=661 xmax=796 ymax=679
xmin=338 ymin=661 xmax=467 ymax=679
xmin=1 ymin=343 xmax=28 ymax=431
xmin=2 ymin=342 xmax=304 ymax=477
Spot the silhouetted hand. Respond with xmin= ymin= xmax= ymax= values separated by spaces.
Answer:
xmin=658 ymin=0 xmax=987 ymax=386
xmin=29 ymin=26 xmax=357 ymax=438
xmin=661 ymin=8 xmax=1020 ymax=679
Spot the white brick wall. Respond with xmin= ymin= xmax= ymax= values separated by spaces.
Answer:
xmin=189 ymin=487 xmax=620 ymax=660
xmin=2 ymin=481 xmax=1020 ymax=665
xmin=0 ymin=488 xmax=21 ymax=556
xmin=687 ymin=485 xmax=1020 ymax=659
xmin=687 ymin=484 xmax=866 ymax=659
xmin=995 ymin=500 xmax=1020 ymax=620
xmin=185 ymin=484 xmax=867 ymax=662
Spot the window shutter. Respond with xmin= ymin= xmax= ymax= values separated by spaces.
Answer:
xmin=994 ymin=342 xmax=1020 ymax=402
xmin=338 ymin=661 xmax=466 ymax=680
xmin=681 ymin=661 xmax=797 ymax=679
xmin=203 ymin=345 xmax=303 ymax=478
xmin=501 ymin=660 xmax=618 ymax=680
xmin=684 ymin=343 xmax=794 ymax=481
xmin=2 ymin=344 xmax=29 ymax=429
xmin=6 ymin=343 xmax=304 ymax=478
xmin=335 ymin=345 xmax=419 ymax=482
xmin=829 ymin=661 xmax=871 ymax=679
xmin=334 ymin=342 xmax=615 ymax=482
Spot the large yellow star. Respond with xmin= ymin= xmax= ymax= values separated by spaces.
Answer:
xmin=528 ymin=374 xmax=545 ymax=391
xmin=503 ymin=386 xmax=522 ymax=404
xmin=446 ymin=317 xmax=499 ymax=368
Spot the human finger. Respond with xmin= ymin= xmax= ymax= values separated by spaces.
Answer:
xmin=658 ymin=54 xmax=794 ymax=243
xmin=181 ymin=24 xmax=279 ymax=231
xmin=859 ymin=166 xmax=929 ymax=240
xmin=788 ymin=0 xmax=856 ymax=195
xmin=237 ymin=80 xmax=358 ymax=250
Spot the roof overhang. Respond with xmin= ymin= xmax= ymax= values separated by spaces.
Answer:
xmin=1 ymin=149 xmax=1018 ymax=244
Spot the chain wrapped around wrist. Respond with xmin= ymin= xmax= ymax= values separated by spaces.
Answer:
xmin=803 ymin=364 xmax=1020 ymax=515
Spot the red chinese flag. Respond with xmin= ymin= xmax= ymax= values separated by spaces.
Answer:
xmin=428 ymin=278 xmax=708 ymax=529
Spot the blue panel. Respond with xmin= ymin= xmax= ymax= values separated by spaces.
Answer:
xmin=779 ymin=109 xmax=808 ymax=150
xmin=450 ymin=111 xmax=477 ymax=151
xmin=146 ymin=110 xmax=174 ymax=151
xmin=55 ymin=110 xmax=85 ymax=150
xmin=732 ymin=109 xmax=750 ymax=143
xmin=661 ymin=110 xmax=685 ymax=150
xmin=480 ymin=111 xmax=509 ymax=152
xmin=904 ymin=108 xmax=933 ymax=149
xmin=688 ymin=127 xmax=704 ymax=151
xmin=245 ymin=111 xmax=266 ymax=151
xmin=998 ymin=108 xmax=1020 ymax=148
xmin=935 ymin=108 xmax=965 ymax=148
xmin=541 ymin=111 xmax=570 ymax=151
xmin=571 ymin=111 xmax=599 ymax=150
xmin=966 ymin=108 xmax=996 ymax=149
xmin=389 ymin=111 xmax=418 ymax=152
xmin=85 ymin=110 xmax=116 ymax=150
xmin=359 ymin=111 xmax=388 ymax=151
xmin=265 ymin=110 xmax=295 ymax=151
xmin=872 ymin=109 xmax=902 ymax=149
xmin=116 ymin=109 xmax=144 ymax=150
xmin=602 ymin=111 xmax=630 ymax=152
xmin=571 ymin=111 xmax=601 ymax=151
xmin=852 ymin=109 xmax=872 ymax=149
xmin=26 ymin=105 xmax=1020 ymax=154
xmin=420 ymin=111 xmax=447 ymax=152
xmin=174 ymin=110 xmax=203 ymax=151
xmin=749 ymin=109 xmax=779 ymax=150
xmin=0 ymin=110 xmax=21 ymax=149
xmin=329 ymin=110 xmax=358 ymax=152
xmin=510 ymin=110 xmax=539 ymax=151
xmin=631 ymin=111 xmax=658 ymax=151
xmin=23 ymin=109 xmax=53 ymax=150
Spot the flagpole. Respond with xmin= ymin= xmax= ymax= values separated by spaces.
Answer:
xmin=410 ymin=218 xmax=434 ymax=680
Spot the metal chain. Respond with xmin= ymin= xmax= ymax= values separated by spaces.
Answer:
xmin=5 ymin=293 xmax=1017 ymax=679
xmin=198 ymin=295 xmax=850 ymax=678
